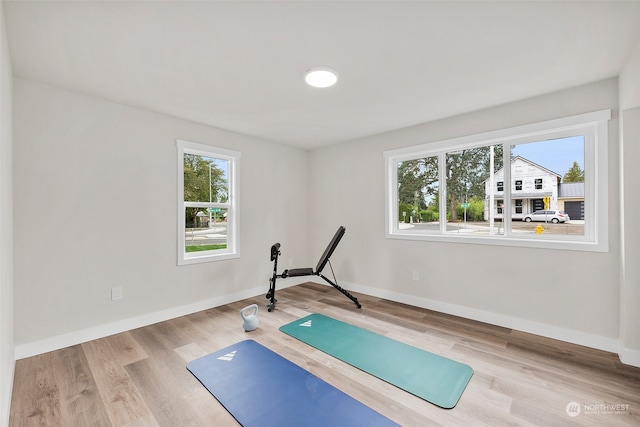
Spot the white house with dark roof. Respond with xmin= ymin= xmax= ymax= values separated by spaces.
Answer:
xmin=484 ymin=156 xmax=567 ymax=221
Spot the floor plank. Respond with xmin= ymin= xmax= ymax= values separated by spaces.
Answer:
xmin=81 ymin=338 xmax=153 ymax=426
xmin=49 ymin=346 xmax=111 ymax=426
xmin=9 ymin=354 xmax=63 ymax=427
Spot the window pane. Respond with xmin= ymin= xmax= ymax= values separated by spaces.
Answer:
xmin=183 ymin=154 xmax=229 ymax=203
xmin=184 ymin=207 xmax=228 ymax=253
xmin=445 ymin=145 xmax=503 ymax=235
xmin=397 ymin=156 xmax=440 ymax=233
xmin=510 ymin=136 xmax=585 ymax=236
xmin=515 ymin=199 xmax=523 ymax=214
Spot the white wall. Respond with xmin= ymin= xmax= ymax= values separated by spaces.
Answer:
xmin=620 ymin=38 xmax=640 ymax=110
xmin=12 ymin=79 xmax=311 ymax=356
xmin=0 ymin=2 xmax=14 ymax=424
xmin=619 ymin=38 xmax=640 ymax=366
xmin=310 ymin=78 xmax=624 ymax=355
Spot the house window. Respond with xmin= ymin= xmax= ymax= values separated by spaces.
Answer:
xmin=535 ymin=178 xmax=543 ymax=190
xmin=515 ymin=199 xmax=523 ymax=214
xmin=384 ymin=109 xmax=610 ymax=252
xmin=177 ymin=140 xmax=240 ymax=265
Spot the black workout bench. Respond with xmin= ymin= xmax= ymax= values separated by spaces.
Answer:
xmin=266 ymin=226 xmax=361 ymax=311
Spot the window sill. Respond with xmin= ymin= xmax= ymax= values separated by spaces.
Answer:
xmin=178 ymin=251 xmax=240 ymax=265
xmin=386 ymin=231 xmax=607 ymax=253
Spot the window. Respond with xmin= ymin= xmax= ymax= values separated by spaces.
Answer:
xmin=177 ymin=140 xmax=240 ymax=264
xmin=535 ymin=178 xmax=543 ymax=190
xmin=515 ymin=199 xmax=523 ymax=214
xmin=384 ymin=110 xmax=610 ymax=251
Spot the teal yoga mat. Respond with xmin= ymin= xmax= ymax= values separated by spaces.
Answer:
xmin=280 ymin=314 xmax=473 ymax=409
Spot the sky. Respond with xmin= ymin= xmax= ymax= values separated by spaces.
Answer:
xmin=510 ymin=135 xmax=584 ymax=177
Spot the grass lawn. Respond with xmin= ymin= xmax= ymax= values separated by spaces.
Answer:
xmin=186 ymin=244 xmax=227 ymax=252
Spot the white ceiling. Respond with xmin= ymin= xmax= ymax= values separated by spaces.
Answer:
xmin=4 ymin=1 xmax=640 ymax=150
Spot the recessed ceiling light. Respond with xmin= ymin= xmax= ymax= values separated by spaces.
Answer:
xmin=304 ymin=66 xmax=338 ymax=88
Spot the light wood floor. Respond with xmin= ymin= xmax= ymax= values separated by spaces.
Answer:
xmin=9 ymin=282 xmax=640 ymax=426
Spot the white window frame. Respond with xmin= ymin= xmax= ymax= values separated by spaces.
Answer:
xmin=177 ymin=139 xmax=240 ymax=265
xmin=384 ymin=109 xmax=610 ymax=252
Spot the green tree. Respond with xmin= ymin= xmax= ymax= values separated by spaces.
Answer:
xmin=397 ymin=146 xmax=504 ymax=222
xmin=454 ymin=196 xmax=484 ymax=222
xmin=445 ymin=145 xmax=503 ymax=221
xmin=184 ymin=154 xmax=227 ymax=227
xmin=563 ymin=161 xmax=584 ymax=182
xmin=397 ymin=157 xmax=438 ymax=209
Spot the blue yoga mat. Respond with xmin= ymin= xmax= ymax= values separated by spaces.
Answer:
xmin=187 ymin=340 xmax=399 ymax=427
xmin=280 ymin=314 xmax=474 ymax=409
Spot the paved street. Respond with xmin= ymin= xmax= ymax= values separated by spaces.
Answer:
xmin=400 ymin=220 xmax=585 ymax=236
xmin=185 ymin=224 xmax=228 ymax=245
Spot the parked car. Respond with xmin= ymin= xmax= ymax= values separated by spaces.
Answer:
xmin=523 ymin=210 xmax=570 ymax=223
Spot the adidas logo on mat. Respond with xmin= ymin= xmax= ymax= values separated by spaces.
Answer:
xmin=217 ymin=350 xmax=236 ymax=361
xmin=299 ymin=320 xmax=312 ymax=327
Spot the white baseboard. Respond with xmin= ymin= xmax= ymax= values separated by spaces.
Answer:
xmin=338 ymin=280 xmax=636 ymax=365
xmin=14 ymin=279 xmax=302 ymax=360
xmin=618 ymin=345 xmax=640 ymax=367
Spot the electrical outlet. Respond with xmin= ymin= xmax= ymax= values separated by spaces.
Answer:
xmin=111 ymin=286 xmax=123 ymax=300
xmin=412 ymin=271 xmax=419 ymax=281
